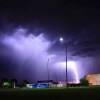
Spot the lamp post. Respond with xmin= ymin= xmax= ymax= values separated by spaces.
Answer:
xmin=59 ymin=37 xmax=67 ymax=88
xmin=47 ymin=59 xmax=50 ymax=87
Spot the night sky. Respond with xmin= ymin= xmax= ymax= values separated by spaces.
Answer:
xmin=0 ymin=0 xmax=100 ymax=83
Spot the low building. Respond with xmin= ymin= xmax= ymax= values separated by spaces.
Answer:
xmin=26 ymin=84 xmax=33 ymax=88
xmin=37 ymin=80 xmax=53 ymax=87
xmin=86 ymin=74 xmax=100 ymax=86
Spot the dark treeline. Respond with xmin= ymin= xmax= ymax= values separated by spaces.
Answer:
xmin=0 ymin=77 xmax=30 ymax=88
xmin=0 ymin=77 xmax=89 ymax=88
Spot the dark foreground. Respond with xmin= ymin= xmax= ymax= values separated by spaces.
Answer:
xmin=0 ymin=87 xmax=100 ymax=99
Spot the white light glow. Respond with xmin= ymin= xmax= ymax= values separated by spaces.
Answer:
xmin=59 ymin=37 xmax=63 ymax=42
xmin=55 ymin=61 xmax=79 ymax=83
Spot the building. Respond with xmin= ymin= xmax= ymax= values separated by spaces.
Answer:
xmin=26 ymin=80 xmax=66 ymax=88
xmin=86 ymin=74 xmax=100 ymax=86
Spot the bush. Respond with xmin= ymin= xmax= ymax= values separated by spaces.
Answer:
xmin=80 ymin=78 xmax=89 ymax=86
xmin=3 ymin=82 xmax=10 ymax=88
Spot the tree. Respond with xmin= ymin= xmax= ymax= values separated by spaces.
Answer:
xmin=1 ymin=78 xmax=10 ymax=88
xmin=80 ymin=77 xmax=89 ymax=86
xmin=3 ymin=82 xmax=10 ymax=88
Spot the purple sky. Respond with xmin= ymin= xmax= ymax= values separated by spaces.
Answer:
xmin=0 ymin=1 xmax=100 ymax=83
xmin=0 ymin=28 xmax=99 ymax=83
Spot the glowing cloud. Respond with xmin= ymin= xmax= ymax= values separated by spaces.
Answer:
xmin=0 ymin=28 xmax=80 ymax=82
xmin=0 ymin=28 xmax=56 ymax=81
xmin=1 ymin=29 xmax=51 ymax=59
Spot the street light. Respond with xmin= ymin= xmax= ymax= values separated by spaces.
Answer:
xmin=47 ymin=59 xmax=50 ymax=87
xmin=59 ymin=37 xmax=64 ymax=42
xmin=59 ymin=37 xmax=67 ymax=88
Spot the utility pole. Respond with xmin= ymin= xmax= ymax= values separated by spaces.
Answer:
xmin=60 ymin=37 xmax=68 ymax=88
xmin=47 ymin=59 xmax=49 ymax=87
xmin=65 ymin=43 xmax=67 ymax=88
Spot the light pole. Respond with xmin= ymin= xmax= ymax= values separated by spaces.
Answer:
xmin=59 ymin=37 xmax=67 ymax=88
xmin=47 ymin=59 xmax=50 ymax=87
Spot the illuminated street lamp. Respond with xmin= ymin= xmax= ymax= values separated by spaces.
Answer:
xmin=59 ymin=37 xmax=64 ymax=42
xmin=59 ymin=37 xmax=68 ymax=88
